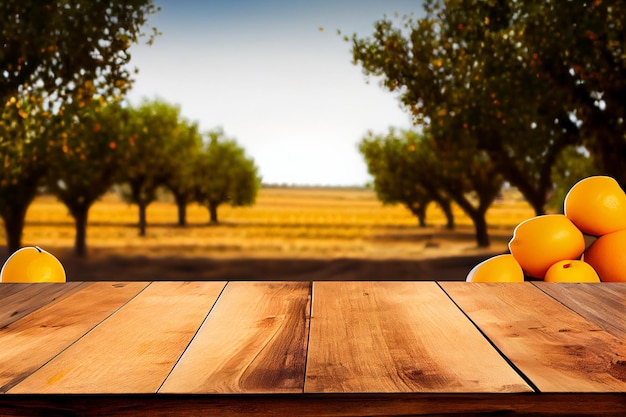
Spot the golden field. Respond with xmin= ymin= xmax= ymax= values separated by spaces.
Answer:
xmin=3 ymin=187 xmax=536 ymax=281
xmin=17 ymin=187 xmax=534 ymax=258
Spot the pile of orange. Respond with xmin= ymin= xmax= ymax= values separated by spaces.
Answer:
xmin=467 ymin=176 xmax=626 ymax=283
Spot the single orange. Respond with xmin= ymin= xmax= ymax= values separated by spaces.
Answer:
xmin=0 ymin=246 xmax=66 ymax=283
xmin=543 ymin=260 xmax=600 ymax=283
xmin=466 ymin=254 xmax=525 ymax=282
xmin=508 ymin=214 xmax=585 ymax=279
xmin=583 ymin=229 xmax=626 ymax=282
xmin=564 ymin=175 xmax=626 ymax=236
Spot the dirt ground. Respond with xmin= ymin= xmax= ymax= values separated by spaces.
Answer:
xmin=59 ymin=252 xmax=500 ymax=282
xmin=51 ymin=232 xmax=508 ymax=282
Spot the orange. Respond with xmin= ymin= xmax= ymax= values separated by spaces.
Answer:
xmin=544 ymin=260 xmax=600 ymax=282
xmin=508 ymin=214 xmax=585 ymax=279
xmin=564 ymin=175 xmax=626 ymax=236
xmin=466 ymin=254 xmax=525 ymax=282
xmin=0 ymin=246 xmax=66 ymax=283
xmin=583 ymin=229 xmax=626 ymax=282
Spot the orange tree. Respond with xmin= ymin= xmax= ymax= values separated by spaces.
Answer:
xmin=0 ymin=91 xmax=52 ymax=254
xmin=194 ymin=129 xmax=261 ymax=224
xmin=360 ymin=128 xmax=501 ymax=247
xmin=45 ymin=88 xmax=129 ymax=257
xmin=519 ymin=1 xmax=626 ymax=187
xmin=0 ymin=0 xmax=158 ymax=255
xmin=1 ymin=0 xmax=159 ymax=115
xmin=118 ymin=99 xmax=192 ymax=236
xmin=350 ymin=0 xmax=590 ymax=215
xmin=162 ymin=119 xmax=203 ymax=226
xmin=359 ymin=128 xmax=454 ymax=229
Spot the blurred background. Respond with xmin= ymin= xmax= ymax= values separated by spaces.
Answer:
xmin=3 ymin=0 xmax=621 ymax=281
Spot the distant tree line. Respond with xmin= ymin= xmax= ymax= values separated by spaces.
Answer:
xmin=353 ymin=0 xmax=618 ymax=246
xmin=0 ymin=1 xmax=260 ymax=257
xmin=1 ymin=96 xmax=261 ymax=257
xmin=359 ymin=127 xmax=597 ymax=248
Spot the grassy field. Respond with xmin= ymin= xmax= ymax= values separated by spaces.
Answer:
xmin=3 ymin=187 xmax=536 ymax=281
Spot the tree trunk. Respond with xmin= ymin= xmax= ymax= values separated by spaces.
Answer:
xmin=485 ymin=140 xmax=551 ymax=216
xmin=417 ymin=207 xmax=426 ymax=228
xmin=0 ymin=179 xmax=41 ymax=256
xmin=71 ymin=206 xmax=89 ymax=257
xmin=527 ymin=195 xmax=546 ymax=216
xmin=174 ymin=194 xmax=187 ymax=226
xmin=437 ymin=199 xmax=455 ymax=230
xmin=129 ymin=180 xmax=156 ymax=237
xmin=138 ymin=202 xmax=147 ymax=236
xmin=409 ymin=205 xmax=427 ymax=228
xmin=493 ymin=166 xmax=546 ymax=216
xmin=178 ymin=203 xmax=187 ymax=227
xmin=470 ymin=211 xmax=490 ymax=248
xmin=2 ymin=205 xmax=27 ymax=256
xmin=449 ymin=191 xmax=492 ymax=248
xmin=208 ymin=201 xmax=219 ymax=224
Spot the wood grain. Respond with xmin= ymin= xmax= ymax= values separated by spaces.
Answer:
xmin=0 ymin=282 xmax=147 ymax=393
xmin=0 ymin=282 xmax=86 ymax=330
xmin=9 ymin=281 xmax=226 ymax=394
xmin=305 ymin=281 xmax=531 ymax=393
xmin=441 ymin=282 xmax=626 ymax=392
xmin=0 ymin=283 xmax=31 ymax=298
xmin=160 ymin=281 xmax=310 ymax=393
xmin=535 ymin=282 xmax=626 ymax=339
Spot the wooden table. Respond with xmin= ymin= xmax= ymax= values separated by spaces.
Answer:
xmin=0 ymin=281 xmax=625 ymax=416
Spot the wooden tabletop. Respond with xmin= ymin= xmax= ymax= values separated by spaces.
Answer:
xmin=0 ymin=281 xmax=625 ymax=416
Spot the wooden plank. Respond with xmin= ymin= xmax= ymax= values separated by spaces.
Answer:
xmin=535 ymin=282 xmax=626 ymax=339
xmin=0 ymin=283 xmax=31 ymax=299
xmin=9 ymin=281 xmax=226 ymax=394
xmin=441 ymin=282 xmax=626 ymax=392
xmin=2 ymin=393 xmax=626 ymax=417
xmin=0 ymin=282 xmax=147 ymax=393
xmin=0 ymin=282 xmax=86 ymax=329
xmin=160 ymin=281 xmax=310 ymax=394
xmin=305 ymin=281 xmax=531 ymax=393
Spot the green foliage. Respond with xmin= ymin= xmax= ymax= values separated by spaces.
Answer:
xmin=0 ymin=91 xmax=51 ymax=252
xmin=359 ymin=128 xmax=503 ymax=247
xmin=0 ymin=0 xmax=158 ymax=252
xmin=0 ymin=91 xmax=261 ymax=250
xmin=359 ymin=128 xmax=454 ymax=228
xmin=548 ymin=146 xmax=600 ymax=212
xmin=46 ymin=98 xmax=129 ymax=256
xmin=163 ymin=119 xmax=203 ymax=226
xmin=122 ymin=99 xmax=183 ymax=191
xmin=351 ymin=0 xmax=626 ymax=214
xmin=47 ymin=101 xmax=128 ymax=210
xmin=519 ymin=1 xmax=626 ymax=185
xmin=194 ymin=129 xmax=261 ymax=224
xmin=119 ymin=99 xmax=186 ymax=235
xmin=0 ymin=92 xmax=50 ymax=189
xmin=0 ymin=0 xmax=159 ymax=108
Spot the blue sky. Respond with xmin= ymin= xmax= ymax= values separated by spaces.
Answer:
xmin=127 ymin=1 xmax=424 ymax=186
